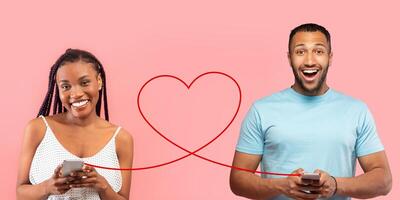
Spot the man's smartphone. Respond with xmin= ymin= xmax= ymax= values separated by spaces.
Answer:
xmin=301 ymin=172 xmax=321 ymax=181
xmin=62 ymin=160 xmax=84 ymax=176
xmin=300 ymin=172 xmax=321 ymax=194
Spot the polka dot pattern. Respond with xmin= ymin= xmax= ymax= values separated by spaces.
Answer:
xmin=29 ymin=116 xmax=122 ymax=199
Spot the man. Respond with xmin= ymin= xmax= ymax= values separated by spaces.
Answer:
xmin=230 ymin=23 xmax=392 ymax=200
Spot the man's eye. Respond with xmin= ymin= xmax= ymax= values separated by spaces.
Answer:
xmin=295 ymin=50 xmax=305 ymax=55
xmin=315 ymin=49 xmax=325 ymax=54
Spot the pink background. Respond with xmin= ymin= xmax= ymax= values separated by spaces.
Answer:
xmin=0 ymin=0 xmax=399 ymax=199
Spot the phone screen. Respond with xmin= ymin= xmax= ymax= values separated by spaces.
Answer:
xmin=62 ymin=160 xmax=84 ymax=176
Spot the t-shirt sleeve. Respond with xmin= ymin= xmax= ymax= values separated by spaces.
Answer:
xmin=236 ymin=104 xmax=264 ymax=155
xmin=355 ymin=103 xmax=384 ymax=157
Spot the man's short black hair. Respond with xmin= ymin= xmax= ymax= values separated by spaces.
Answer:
xmin=288 ymin=23 xmax=331 ymax=53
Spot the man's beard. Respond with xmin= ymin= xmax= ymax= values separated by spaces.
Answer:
xmin=291 ymin=64 xmax=329 ymax=95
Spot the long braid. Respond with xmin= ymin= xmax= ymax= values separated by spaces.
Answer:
xmin=101 ymin=68 xmax=109 ymax=121
xmin=96 ymin=82 xmax=102 ymax=118
xmin=96 ymin=62 xmax=109 ymax=121
xmin=53 ymin=86 xmax=60 ymax=115
xmin=57 ymin=92 xmax=63 ymax=113
xmin=37 ymin=62 xmax=60 ymax=117
xmin=87 ymin=55 xmax=109 ymax=121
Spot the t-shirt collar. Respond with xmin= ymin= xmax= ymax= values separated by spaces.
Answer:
xmin=286 ymin=87 xmax=333 ymax=103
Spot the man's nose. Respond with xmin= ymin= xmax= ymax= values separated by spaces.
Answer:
xmin=304 ymin=52 xmax=316 ymax=66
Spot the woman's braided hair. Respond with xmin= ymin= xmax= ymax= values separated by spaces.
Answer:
xmin=37 ymin=49 xmax=109 ymax=120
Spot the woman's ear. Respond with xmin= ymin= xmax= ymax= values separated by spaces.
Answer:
xmin=97 ymin=74 xmax=103 ymax=91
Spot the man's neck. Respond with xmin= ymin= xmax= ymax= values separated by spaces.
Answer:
xmin=291 ymin=83 xmax=330 ymax=96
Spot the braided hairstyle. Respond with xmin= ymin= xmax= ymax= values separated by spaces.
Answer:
xmin=37 ymin=49 xmax=109 ymax=121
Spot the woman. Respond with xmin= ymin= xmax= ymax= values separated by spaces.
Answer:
xmin=17 ymin=49 xmax=133 ymax=200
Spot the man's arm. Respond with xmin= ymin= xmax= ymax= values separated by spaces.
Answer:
xmin=336 ymin=151 xmax=392 ymax=198
xmin=230 ymin=151 xmax=280 ymax=199
xmin=230 ymin=151 xmax=320 ymax=200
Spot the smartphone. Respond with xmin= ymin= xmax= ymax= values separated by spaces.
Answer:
xmin=301 ymin=172 xmax=320 ymax=181
xmin=62 ymin=159 xmax=84 ymax=176
xmin=301 ymin=172 xmax=321 ymax=194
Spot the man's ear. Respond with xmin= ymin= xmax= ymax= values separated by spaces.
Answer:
xmin=287 ymin=51 xmax=292 ymax=66
xmin=97 ymin=74 xmax=103 ymax=91
xmin=329 ymin=51 xmax=333 ymax=66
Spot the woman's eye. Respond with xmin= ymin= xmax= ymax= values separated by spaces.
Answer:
xmin=82 ymin=80 xmax=90 ymax=86
xmin=61 ymin=84 xmax=70 ymax=90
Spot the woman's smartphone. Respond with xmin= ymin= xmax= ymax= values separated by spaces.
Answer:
xmin=62 ymin=160 xmax=84 ymax=176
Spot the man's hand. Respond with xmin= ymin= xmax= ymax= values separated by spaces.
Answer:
xmin=277 ymin=168 xmax=321 ymax=200
xmin=313 ymin=169 xmax=337 ymax=198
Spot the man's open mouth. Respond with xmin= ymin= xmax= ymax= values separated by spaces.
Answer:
xmin=301 ymin=69 xmax=319 ymax=81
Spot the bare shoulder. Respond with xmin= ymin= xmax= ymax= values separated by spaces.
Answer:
xmin=96 ymin=118 xmax=133 ymax=150
xmin=116 ymin=128 xmax=133 ymax=146
xmin=115 ymin=127 xmax=134 ymax=157
xmin=23 ymin=117 xmax=47 ymax=148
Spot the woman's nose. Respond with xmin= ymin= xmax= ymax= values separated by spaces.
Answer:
xmin=70 ymin=86 xmax=84 ymax=98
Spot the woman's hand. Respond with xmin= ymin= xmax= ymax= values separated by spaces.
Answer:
xmin=43 ymin=165 xmax=71 ymax=195
xmin=68 ymin=165 xmax=110 ymax=193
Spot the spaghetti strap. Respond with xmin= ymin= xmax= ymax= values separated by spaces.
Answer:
xmin=39 ymin=115 xmax=49 ymax=128
xmin=112 ymin=127 xmax=122 ymax=139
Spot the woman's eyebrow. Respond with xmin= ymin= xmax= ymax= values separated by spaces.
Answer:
xmin=78 ymin=75 xmax=90 ymax=80
xmin=59 ymin=75 xmax=90 ymax=83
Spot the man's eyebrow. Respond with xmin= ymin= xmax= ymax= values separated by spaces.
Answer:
xmin=294 ymin=44 xmax=305 ymax=48
xmin=315 ymin=43 xmax=327 ymax=48
xmin=294 ymin=43 xmax=327 ymax=49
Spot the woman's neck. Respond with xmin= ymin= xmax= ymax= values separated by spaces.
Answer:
xmin=64 ymin=112 xmax=99 ymax=127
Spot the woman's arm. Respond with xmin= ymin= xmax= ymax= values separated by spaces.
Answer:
xmin=98 ymin=128 xmax=133 ymax=200
xmin=16 ymin=118 xmax=70 ymax=200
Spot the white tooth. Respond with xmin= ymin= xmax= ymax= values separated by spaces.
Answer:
xmin=303 ymin=69 xmax=318 ymax=73
xmin=72 ymin=100 xmax=88 ymax=107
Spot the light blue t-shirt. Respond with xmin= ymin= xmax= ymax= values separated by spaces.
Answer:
xmin=236 ymin=88 xmax=384 ymax=200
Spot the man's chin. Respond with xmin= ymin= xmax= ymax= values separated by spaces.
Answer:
xmin=300 ymin=83 xmax=322 ymax=95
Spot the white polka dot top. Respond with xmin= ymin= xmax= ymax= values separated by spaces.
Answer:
xmin=29 ymin=116 xmax=122 ymax=200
